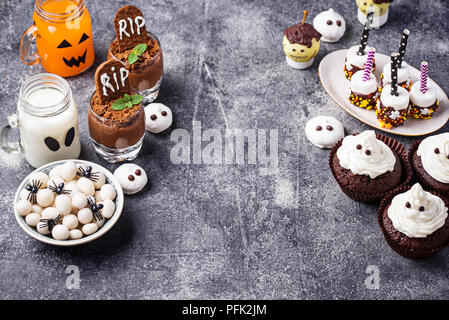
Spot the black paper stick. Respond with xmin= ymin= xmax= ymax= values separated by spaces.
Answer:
xmin=358 ymin=6 xmax=375 ymax=56
xmin=397 ymin=29 xmax=410 ymax=68
xmin=390 ymin=53 xmax=399 ymax=96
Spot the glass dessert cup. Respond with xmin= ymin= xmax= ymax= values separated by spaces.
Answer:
xmin=88 ymin=90 xmax=146 ymax=163
xmin=108 ymin=32 xmax=163 ymax=105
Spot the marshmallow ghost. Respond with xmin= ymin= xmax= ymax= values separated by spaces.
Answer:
xmin=305 ymin=116 xmax=345 ymax=149
xmin=144 ymin=103 xmax=173 ymax=133
xmin=313 ymin=9 xmax=346 ymax=43
xmin=114 ymin=163 xmax=148 ymax=195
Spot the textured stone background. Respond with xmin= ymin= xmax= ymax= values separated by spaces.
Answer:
xmin=1 ymin=0 xmax=449 ymax=299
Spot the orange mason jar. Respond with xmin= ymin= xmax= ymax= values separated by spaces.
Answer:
xmin=20 ymin=0 xmax=95 ymax=77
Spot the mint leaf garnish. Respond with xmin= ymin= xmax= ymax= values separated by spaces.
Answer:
xmin=127 ymin=43 xmax=147 ymax=65
xmin=111 ymin=94 xmax=143 ymax=111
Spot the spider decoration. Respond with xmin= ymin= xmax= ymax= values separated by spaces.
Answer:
xmin=48 ymin=181 xmax=71 ymax=195
xmin=87 ymin=197 xmax=104 ymax=222
xmin=24 ymin=179 xmax=43 ymax=204
xmin=38 ymin=215 xmax=62 ymax=232
xmin=76 ymin=165 xmax=99 ymax=182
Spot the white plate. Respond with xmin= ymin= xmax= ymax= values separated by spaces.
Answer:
xmin=318 ymin=49 xmax=449 ymax=136
xmin=13 ymin=160 xmax=124 ymax=246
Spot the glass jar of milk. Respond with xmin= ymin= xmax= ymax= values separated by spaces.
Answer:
xmin=1 ymin=73 xmax=81 ymax=168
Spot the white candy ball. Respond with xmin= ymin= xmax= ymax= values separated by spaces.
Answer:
xmin=77 ymin=208 xmax=93 ymax=224
xmin=100 ymin=200 xmax=115 ymax=219
xmin=65 ymin=181 xmax=80 ymax=199
xmin=52 ymin=224 xmax=69 ymax=240
xmin=49 ymin=165 xmax=64 ymax=178
xmin=47 ymin=176 xmax=64 ymax=189
xmin=78 ymin=177 xmax=95 ymax=196
xmin=19 ymin=189 xmax=30 ymax=201
xmin=31 ymin=204 xmax=43 ymax=214
xmin=100 ymin=184 xmax=116 ymax=201
xmin=25 ymin=212 xmax=41 ymax=227
xmin=69 ymin=229 xmax=83 ymax=240
xmin=82 ymin=223 xmax=98 ymax=236
xmin=94 ymin=215 xmax=105 ymax=228
xmin=72 ymin=192 xmax=87 ymax=209
xmin=55 ymin=195 xmax=72 ymax=216
xmin=63 ymin=214 xmax=79 ymax=230
xmin=37 ymin=189 xmax=54 ymax=207
xmin=93 ymin=172 xmax=106 ymax=189
xmin=61 ymin=161 xmax=77 ymax=181
xmin=16 ymin=199 xmax=32 ymax=216
xmin=37 ymin=221 xmax=50 ymax=235
xmin=95 ymin=190 xmax=103 ymax=202
xmin=41 ymin=207 xmax=60 ymax=220
xmin=28 ymin=172 xmax=49 ymax=188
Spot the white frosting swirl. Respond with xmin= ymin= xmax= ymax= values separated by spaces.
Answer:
xmin=336 ymin=130 xmax=396 ymax=178
xmin=417 ymin=133 xmax=449 ymax=183
xmin=388 ymin=183 xmax=448 ymax=238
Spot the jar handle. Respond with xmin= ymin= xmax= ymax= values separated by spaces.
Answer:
xmin=1 ymin=114 xmax=22 ymax=154
xmin=20 ymin=25 xmax=41 ymax=66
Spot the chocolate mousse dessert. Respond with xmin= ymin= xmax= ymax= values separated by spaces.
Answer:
xmin=108 ymin=5 xmax=163 ymax=103
xmin=88 ymin=59 xmax=145 ymax=163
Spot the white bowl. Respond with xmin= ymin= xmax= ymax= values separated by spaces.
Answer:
xmin=13 ymin=159 xmax=124 ymax=246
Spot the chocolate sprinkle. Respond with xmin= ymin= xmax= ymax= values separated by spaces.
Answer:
xmin=405 ymin=202 xmax=411 ymax=208
xmin=434 ymin=148 xmax=440 ymax=154
xmin=419 ymin=206 xmax=425 ymax=212
xmin=365 ymin=150 xmax=371 ymax=155
xmin=316 ymin=125 xmax=322 ymax=131
xmin=356 ymin=144 xmax=362 ymax=150
xmin=150 ymin=114 xmax=157 ymax=121
xmin=161 ymin=111 xmax=167 ymax=117
xmin=135 ymin=169 xmax=141 ymax=176
xmin=128 ymin=175 xmax=135 ymax=181
xmin=326 ymin=125 xmax=333 ymax=131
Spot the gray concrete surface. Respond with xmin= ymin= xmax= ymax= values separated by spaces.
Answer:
xmin=1 ymin=0 xmax=449 ymax=299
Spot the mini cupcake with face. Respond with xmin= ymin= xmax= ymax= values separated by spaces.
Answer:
xmin=410 ymin=133 xmax=449 ymax=196
xmin=356 ymin=0 xmax=393 ymax=28
xmin=378 ymin=183 xmax=449 ymax=259
xmin=329 ymin=130 xmax=409 ymax=203
xmin=283 ymin=10 xmax=321 ymax=70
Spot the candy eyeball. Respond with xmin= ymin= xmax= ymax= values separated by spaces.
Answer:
xmin=114 ymin=164 xmax=147 ymax=195
xmin=16 ymin=199 xmax=32 ymax=217
xmin=305 ymin=116 xmax=345 ymax=149
xmin=145 ymin=103 xmax=173 ymax=133
xmin=313 ymin=9 xmax=345 ymax=43
xmin=100 ymin=184 xmax=116 ymax=201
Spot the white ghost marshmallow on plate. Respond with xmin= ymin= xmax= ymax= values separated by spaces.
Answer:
xmin=313 ymin=9 xmax=346 ymax=43
xmin=144 ymin=103 xmax=173 ymax=133
xmin=305 ymin=116 xmax=345 ymax=149
xmin=114 ymin=164 xmax=148 ymax=195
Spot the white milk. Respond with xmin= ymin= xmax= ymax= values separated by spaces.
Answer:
xmin=18 ymin=86 xmax=81 ymax=168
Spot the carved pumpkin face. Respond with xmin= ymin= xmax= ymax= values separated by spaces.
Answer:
xmin=33 ymin=0 xmax=95 ymax=77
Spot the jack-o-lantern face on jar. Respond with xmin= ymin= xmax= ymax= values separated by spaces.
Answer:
xmin=21 ymin=0 xmax=95 ymax=77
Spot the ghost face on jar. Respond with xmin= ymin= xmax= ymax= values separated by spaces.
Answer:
xmin=1 ymin=73 xmax=81 ymax=168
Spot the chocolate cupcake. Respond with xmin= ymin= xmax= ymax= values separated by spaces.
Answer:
xmin=409 ymin=133 xmax=449 ymax=196
xmin=378 ymin=183 xmax=449 ymax=259
xmin=329 ymin=130 xmax=411 ymax=203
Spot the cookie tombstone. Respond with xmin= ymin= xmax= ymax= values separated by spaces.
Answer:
xmin=114 ymin=5 xmax=149 ymax=51
xmin=94 ymin=60 xmax=130 ymax=104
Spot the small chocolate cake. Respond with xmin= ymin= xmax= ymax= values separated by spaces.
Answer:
xmin=409 ymin=138 xmax=449 ymax=196
xmin=378 ymin=185 xmax=449 ymax=259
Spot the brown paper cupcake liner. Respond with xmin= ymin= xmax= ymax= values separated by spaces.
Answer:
xmin=329 ymin=132 xmax=412 ymax=203
xmin=408 ymin=139 xmax=449 ymax=197
xmin=378 ymin=186 xmax=449 ymax=259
